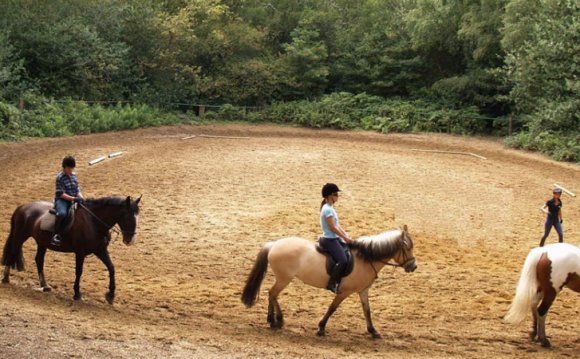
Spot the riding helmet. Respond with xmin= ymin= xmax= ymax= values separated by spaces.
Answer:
xmin=62 ymin=155 xmax=76 ymax=168
xmin=553 ymin=187 xmax=562 ymax=194
xmin=322 ymin=183 xmax=341 ymax=198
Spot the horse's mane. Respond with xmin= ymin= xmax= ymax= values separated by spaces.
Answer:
xmin=350 ymin=230 xmax=403 ymax=262
xmin=85 ymin=196 xmax=139 ymax=213
xmin=85 ymin=196 xmax=127 ymax=207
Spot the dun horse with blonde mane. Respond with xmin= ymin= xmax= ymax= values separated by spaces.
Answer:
xmin=242 ymin=225 xmax=417 ymax=338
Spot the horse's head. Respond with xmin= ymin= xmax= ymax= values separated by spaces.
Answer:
xmin=118 ymin=195 xmax=141 ymax=245
xmin=394 ymin=225 xmax=417 ymax=272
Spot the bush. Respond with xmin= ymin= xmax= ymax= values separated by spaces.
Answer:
xmin=204 ymin=104 xmax=246 ymax=121
xmin=505 ymin=130 xmax=579 ymax=162
xmin=0 ymin=97 xmax=189 ymax=140
xmin=249 ymin=93 xmax=488 ymax=135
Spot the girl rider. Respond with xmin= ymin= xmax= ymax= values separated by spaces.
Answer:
xmin=319 ymin=183 xmax=353 ymax=293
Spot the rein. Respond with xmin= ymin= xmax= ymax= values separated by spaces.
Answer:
xmin=368 ymin=238 xmax=416 ymax=279
xmin=78 ymin=203 xmax=132 ymax=237
xmin=369 ymin=257 xmax=415 ymax=279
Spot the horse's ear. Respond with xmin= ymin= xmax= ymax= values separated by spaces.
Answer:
xmin=126 ymin=196 xmax=131 ymax=208
xmin=403 ymin=224 xmax=408 ymax=233
xmin=136 ymin=194 xmax=142 ymax=205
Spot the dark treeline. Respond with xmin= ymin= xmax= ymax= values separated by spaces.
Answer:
xmin=0 ymin=0 xmax=578 ymax=161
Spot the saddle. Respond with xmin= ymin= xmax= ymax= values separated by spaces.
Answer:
xmin=40 ymin=204 xmax=76 ymax=234
xmin=315 ymin=240 xmax=354 ymax=278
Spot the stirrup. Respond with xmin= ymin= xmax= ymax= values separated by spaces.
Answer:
xmin=326 ymin=282 xmax=340 ymax=294
xmin=51 ymin=234 xmax=63 ymax=246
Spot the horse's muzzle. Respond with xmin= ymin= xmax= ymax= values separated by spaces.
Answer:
xmin=123 ymin=234 xmax=136 ymax=245
xmin=404 ymin=259 xmax=417 ymax=273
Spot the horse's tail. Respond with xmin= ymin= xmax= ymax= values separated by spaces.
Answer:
xmin=504 ymin=247 xmax=544 ymax=324
xmin=1 ymin=210 xmax=25 ymax=271
xmin=241 ymin=242 xmax=273 ymax=308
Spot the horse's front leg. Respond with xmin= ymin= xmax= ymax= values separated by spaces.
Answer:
xmin=73 ymin=254 xmax=85 ymax=300
xmin=359 ymin=288 xmax=381 ymax=339
xmin=35 ymin=246 xmax=51 ymax=292
xmin=317 ymin=292 xmax=349 ymax=336
xmin=95 ymin=250 xmax=115 ymax=304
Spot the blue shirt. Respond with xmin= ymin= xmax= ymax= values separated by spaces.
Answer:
xmin=55 ymin=171 xmax=80 ymax=200
xmin=320 ymin=203 xmax=339 ymax=238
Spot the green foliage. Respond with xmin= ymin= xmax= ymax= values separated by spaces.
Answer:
xmin=249 ymin=92 xmax=487 ymax=135
xmin=0 ymin=0 xmax=577 ymax=161
xmin=0 ymin=96 xmax=189 ymax=141
xmin=502 ymin=0 xmax=579 ymax=162
xmin=506 ymin=131 xmax=579 ymax=162
xmin=0 ymin=31 xmax=28 ymax=100
xmin=280 ymin=11 xmax=330 ymax=99
xmin=204 ymin=104 xmax=246 ymax=121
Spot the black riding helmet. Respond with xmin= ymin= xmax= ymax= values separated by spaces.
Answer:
xmin=322 ymin=183 xmax=341 ymax=198
xmin=62 ymin=155 xmax=76 ymax=168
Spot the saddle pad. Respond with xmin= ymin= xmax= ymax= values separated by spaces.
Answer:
xmin=40 ymin=212 xmax=56 ymax=232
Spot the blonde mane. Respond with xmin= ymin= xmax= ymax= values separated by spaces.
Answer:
xmin=351 ymin=230 xmax=403 ymax=262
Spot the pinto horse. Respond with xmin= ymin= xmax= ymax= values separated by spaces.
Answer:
xmin=242 ymin=226 xmax=417 ymax=338
xmin=1 ymin=196 xmax=141 ymax=303
xmin=504 ymin=243 xmax=580 ymax=347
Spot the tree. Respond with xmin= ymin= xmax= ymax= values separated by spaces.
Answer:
xmin=502 ymin=0 xmax=579 ymax=160
xmin=330 ymin=0 xmax=423 ymax=97
xmin=0 ymin=31 xmax=27 ymax=101
xmin=280 ymin=10 xmax=330 ymax=99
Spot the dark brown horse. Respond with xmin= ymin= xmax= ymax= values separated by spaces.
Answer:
xmin=1 ymin=196 xmax=141 ymax=303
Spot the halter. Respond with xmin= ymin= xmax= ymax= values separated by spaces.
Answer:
xmin=369 ymin=235 xmax=415 ymax=279
xmin=79 ymin=203 xmax=136 ymax=237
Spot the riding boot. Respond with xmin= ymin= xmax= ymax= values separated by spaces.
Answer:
xmin=51 ymin=216 xmax=64 ymax=246
xmin=539 ymin=237 xmax=546 ymax=247
xmin=326 ymin=263 xmax=346 ymax=294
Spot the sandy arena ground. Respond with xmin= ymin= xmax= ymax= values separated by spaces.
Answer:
xmin=0 ymin=124 xmax=578 ymax=358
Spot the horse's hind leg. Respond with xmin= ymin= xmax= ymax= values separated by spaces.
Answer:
xmin=267 ymin=297 xmax=275 ymax=325
xmin=35 ymin=246 xmax=51 ymax=291
xmin=536 ymin=288 xmax=556 ymax=348
xmin=529 ymin=294 xmax=542 ymax=341
xmin=535 ymin=255 xmax=557 ymax=348
xmin=2 ymin=266 xmax=9 ymax=284
xmin=268 ymin=277 xmax=291 ymax=329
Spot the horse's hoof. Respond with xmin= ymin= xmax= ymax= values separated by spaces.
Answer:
xmin=371 ymin=332 xmax=382 ymax=339
xmin=73 ymin=294 xmax=82 ymax=301
xmin=43 ymin=286 xmax=52 ymax=292
xmin=541 ymin=339 xmax=551 ymax=348
xmin=316 ymin=329 xmax=325 ymax=337
xmin=269 ymin=321 xmax=283 ymax=330
xmin=105 ymin=292 xmax=115 ymax=304
xmin=1 ymin=278 xmax=9 ymax=284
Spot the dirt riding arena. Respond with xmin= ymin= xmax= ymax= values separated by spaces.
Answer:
xmin=0 ymin=124 xmax=578 ymax=358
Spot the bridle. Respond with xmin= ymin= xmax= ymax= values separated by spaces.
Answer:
xmin=79 ymin=203 xmax=136 ymax=238
xmin=370 ymin=234 xmax=415 ymax=279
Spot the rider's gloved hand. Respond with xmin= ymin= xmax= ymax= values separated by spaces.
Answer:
xmin=74 ymin=197 xmax=85 ymax=204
